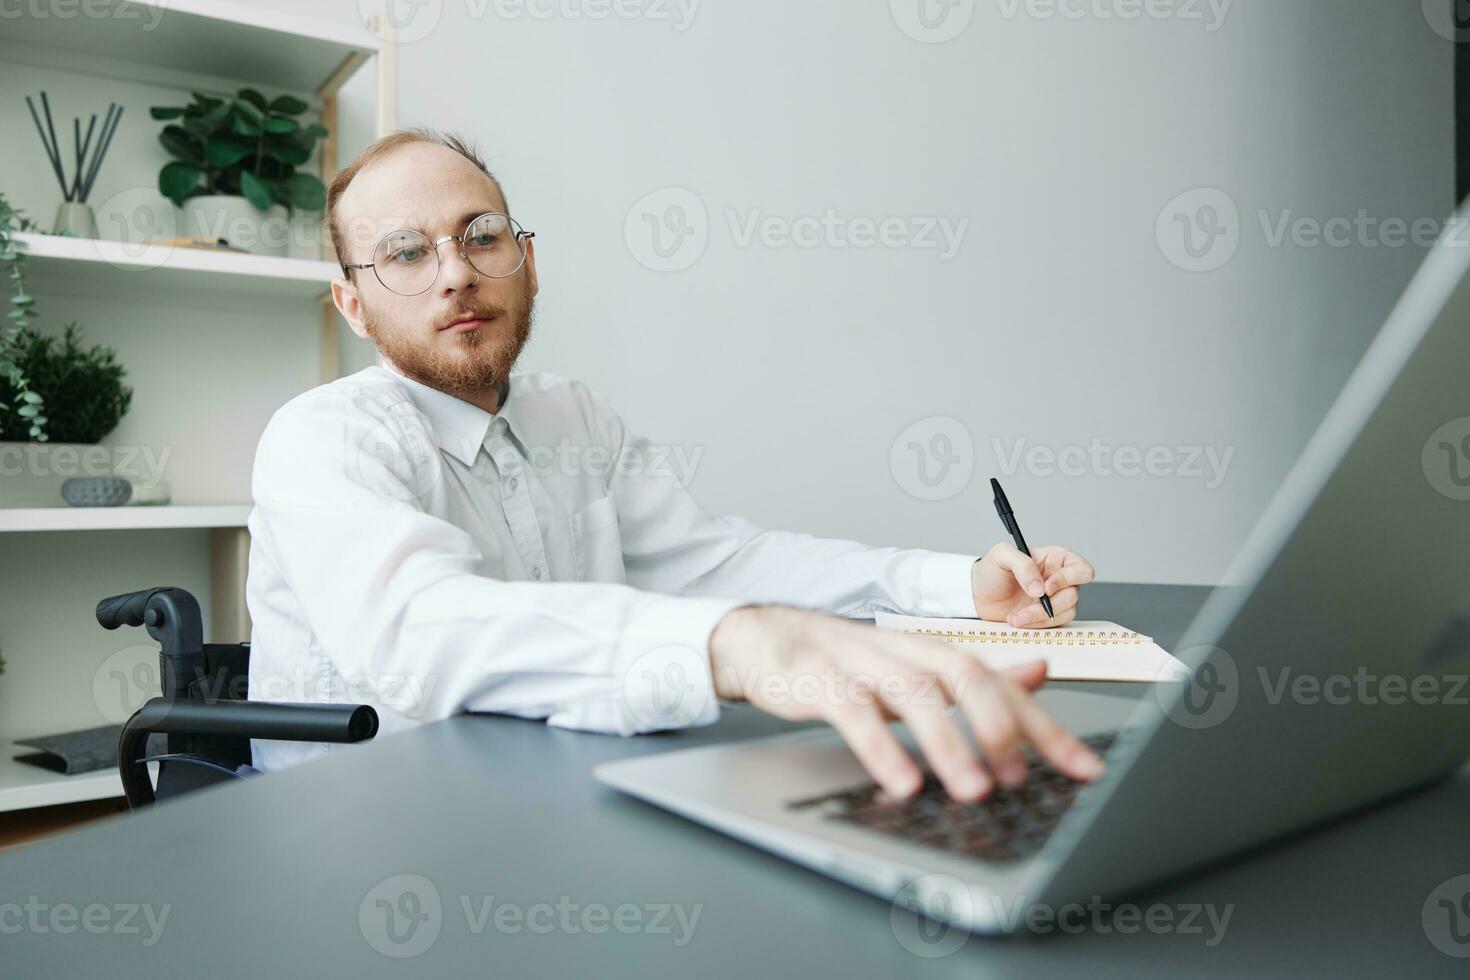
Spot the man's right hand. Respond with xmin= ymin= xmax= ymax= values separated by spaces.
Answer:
xmin=706 ymin=605 xmax=1104 ymax=802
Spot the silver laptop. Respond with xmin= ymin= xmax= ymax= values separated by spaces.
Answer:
xmin=596 ymin=216 xmax=1470 ymax=934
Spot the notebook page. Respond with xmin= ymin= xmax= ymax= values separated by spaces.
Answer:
xmin=873 ymin=613 xmax=1184 ymax=683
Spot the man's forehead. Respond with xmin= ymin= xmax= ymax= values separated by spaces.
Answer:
xmin=337 ymin=144 xmax=508 ymax=244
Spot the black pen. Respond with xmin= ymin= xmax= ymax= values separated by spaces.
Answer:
xmin=990 ymin=478 xmax=1054 ymax=621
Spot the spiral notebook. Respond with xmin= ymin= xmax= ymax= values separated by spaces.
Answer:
xmin=874 ymin=613 xmax=1184 ymax=683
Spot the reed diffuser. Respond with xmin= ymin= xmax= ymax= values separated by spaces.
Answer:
xmin=24 ymin=92 xmax=124 ymax=238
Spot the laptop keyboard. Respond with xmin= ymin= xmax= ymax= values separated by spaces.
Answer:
xmin=787 ymin=732 xmax=1117 ymax=864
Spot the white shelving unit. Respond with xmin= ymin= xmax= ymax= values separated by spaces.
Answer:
xmin=0 ymin=1 xmax=396 ymax=814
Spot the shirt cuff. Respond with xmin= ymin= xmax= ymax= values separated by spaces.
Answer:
xmin=915 ymin=551 xmax=981 ymax=618
xmin=615 ymin=594 xmax=748 ymax=734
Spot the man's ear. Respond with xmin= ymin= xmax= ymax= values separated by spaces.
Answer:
xmin=524 ymin=238 xmax=539 ymax=299
xmin=332 ymin=276 xmax=370 ymax=340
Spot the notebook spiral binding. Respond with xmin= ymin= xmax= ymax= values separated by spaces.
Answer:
xmin=898 ymin=628 xmax=1150 ymax=646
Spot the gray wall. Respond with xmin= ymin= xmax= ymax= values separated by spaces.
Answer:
xmin=307 ymin=0 xmax=1454 ymax=584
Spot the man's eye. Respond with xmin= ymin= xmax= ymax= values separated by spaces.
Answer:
xmin=391 ymin=246 xmax=426 ymax=263
xmin=470 ymin=234 xmax=499 ymax=247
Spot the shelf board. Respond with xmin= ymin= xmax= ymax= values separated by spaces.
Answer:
xmin=0 ymin=505 xmax=251 ymax=533
xmin=1 ymin=0 xmax=376 ymax=95
xmin=14 ymin=232 xmax=337 ymax=304
xmin=0 ymin=741 xmax=126 ymax=813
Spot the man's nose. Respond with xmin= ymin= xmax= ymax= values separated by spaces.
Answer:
xmin=437 ymin=239 xmax=480 ymax=292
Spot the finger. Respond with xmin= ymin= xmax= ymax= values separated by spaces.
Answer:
xmin=1008 ymin=587 xmax=1080 ymax=627
xmin=943 ymin=666 xmax=1031 ymax=789
xmin=998 ymin=678 xmax=1104 ymax=783
xmin=826 ymin=703 xmax=924 ymax=799
xmin=987 ymin=542 xmax=1048 ymax=599
xmin=881 ymin=679 xmax=993 ymax=802
xmin=1043 ymin=555 xmax=1096 ymax=594
xmin=1002 ymin=660 xmax=1048 ymax=692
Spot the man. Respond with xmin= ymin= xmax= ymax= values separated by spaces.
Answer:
xmin=246 ymin=128 xmax=1103 ymax=803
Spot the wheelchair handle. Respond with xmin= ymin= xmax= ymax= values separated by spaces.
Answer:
xmin=96 ymin=588 xmax=163 ymax=630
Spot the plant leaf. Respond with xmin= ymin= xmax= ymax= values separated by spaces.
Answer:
xmin=150 ymin=106 xmax=185 ymax=120
xmin=264 ymin=116 xmax=299 ymax=134
xmin=159 ymin=125 xmax=202 ymax=164
xmin=232 ymin=114 xmax=263 ymax=137
xmin=233 ymin=97 xmax=264 ymax=123
xmin=283 ymin=172 xmax=327 ymax=212
xmin=238 ymin=88 xmax=270 ymax=112
xmin=205 ymin=140 xmax=252 ymax=168
xmin=159 ymin=161 xmax=203 ymax=203
xmin=269 ymin=94 xmax=310 ymax=115
xmin=264 ymin=137 xmax=310 ymax=166
xmin=239 ymin=170 xmax=273 ymax=211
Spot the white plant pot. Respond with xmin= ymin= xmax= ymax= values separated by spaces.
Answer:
xmin=288 ymin=208 xmax=326 ymax=260
xmin=0 ymin=442 xmax=114 ymax=508
xmin=183 ymin=194 xmax=289 ymax=256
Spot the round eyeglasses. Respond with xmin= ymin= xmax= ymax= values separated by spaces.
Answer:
xmin=343 ymin=212 xmax=536 ymax=296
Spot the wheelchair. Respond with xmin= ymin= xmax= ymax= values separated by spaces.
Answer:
xmin=97 ymin=586 xmax=379 ymax=808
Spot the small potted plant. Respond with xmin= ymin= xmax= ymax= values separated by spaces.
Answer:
xmin=1 ymin=191 xmax=48 ymax=443
xmin=0 ymin=324 xmax=133 ymax=508
xmin=152 ymin=88 xmax=329 ymax=257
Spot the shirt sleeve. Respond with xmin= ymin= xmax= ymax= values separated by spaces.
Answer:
xmin=588 ymin=391 xmax=981 ymax=619
xmin=247 ymin=384 xmax=744 ymax=738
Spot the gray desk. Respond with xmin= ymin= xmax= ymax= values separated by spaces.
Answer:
xmin=3 ymin=584 xmax=1468 ymax=978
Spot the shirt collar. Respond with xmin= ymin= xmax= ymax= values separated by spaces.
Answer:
xmin=378 ymin=359 xmax=517 ymax=466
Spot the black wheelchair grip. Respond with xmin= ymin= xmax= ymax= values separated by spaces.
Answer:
xmin=96 ymin=588 xmax=158 ymax=630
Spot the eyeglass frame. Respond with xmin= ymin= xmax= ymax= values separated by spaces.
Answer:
xmin=341 ymin=211 xmax=537 ymax=296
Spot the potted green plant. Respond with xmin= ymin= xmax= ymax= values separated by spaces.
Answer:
xmin=0 ymin=191 xmax=48 ymax=444
xmin=0 ymin=324 xmax=133 ymax=508
xmin=152 ymin=88 xmax=329 ymax=257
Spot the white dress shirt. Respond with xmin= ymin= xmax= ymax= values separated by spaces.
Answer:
xmin=245 ymin=359 xmax=981 ymax=771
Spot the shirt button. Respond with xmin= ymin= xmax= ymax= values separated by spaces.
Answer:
xmin=531 ymin=566 xmax=543 ymax=580
xmin=509 ymin=477 xmax=519 ymax=491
